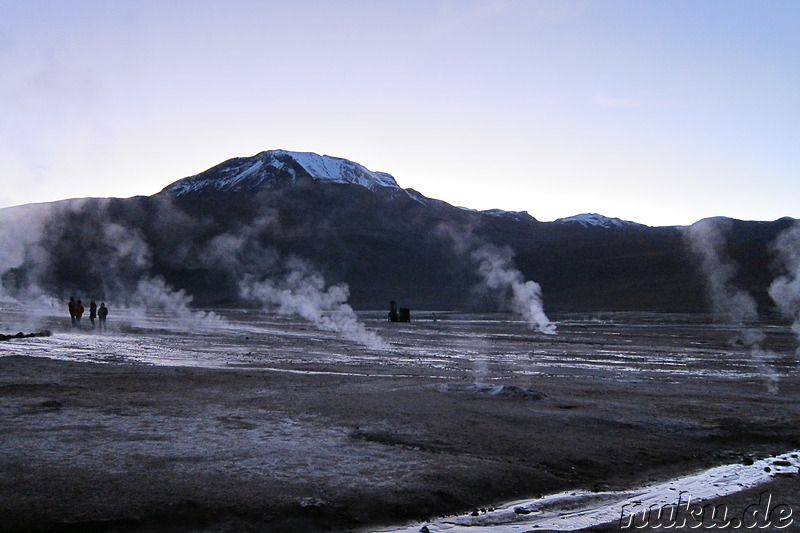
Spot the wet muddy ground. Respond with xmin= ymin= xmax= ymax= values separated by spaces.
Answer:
xmin=1 ymin=307 xmax=799 ymax=532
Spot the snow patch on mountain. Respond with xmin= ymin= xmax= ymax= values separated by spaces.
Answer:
xmin=277 ymin=150 xmax=400 ymax=190
xmin=227 ymin=160 xmax=264 ymax=185
xmin=555 ymin=213 xmax=645 ymax=229
xmin=481 ymin=209 xmax=536 ymax=223
xmin=162 ymin=150 xmax=401 ymax=197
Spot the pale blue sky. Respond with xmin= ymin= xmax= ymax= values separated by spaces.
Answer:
xmin=1 ymin=0 xmax=797 ymax=226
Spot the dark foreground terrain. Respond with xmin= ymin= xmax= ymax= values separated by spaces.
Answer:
xmin=0 ymin=311 xmax=799 ymax=532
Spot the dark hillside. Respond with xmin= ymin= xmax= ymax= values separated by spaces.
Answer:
xmin=1 ymin=150 xmax=794 ymax=315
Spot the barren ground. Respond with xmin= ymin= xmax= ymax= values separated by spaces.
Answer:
xmin=1 ymin=310 xmax=799 ymax=532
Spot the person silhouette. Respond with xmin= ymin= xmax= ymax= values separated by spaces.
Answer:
xmin=75 ymin=300 xmax=85 ymax=328
xmin=89 ymin=299 xmax=97 ymax=329
xmin=68 ymin=297 xmax=77 ymax=327
xmin=98 ymin=303 xmax=108 ymax=331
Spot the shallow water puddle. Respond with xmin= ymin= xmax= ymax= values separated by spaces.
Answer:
xmin=381 ymin=451 xmax=800 ymax=532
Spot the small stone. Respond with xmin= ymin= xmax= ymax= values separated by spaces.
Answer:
xmin=299 ymin=497 xmax=327 ymax=509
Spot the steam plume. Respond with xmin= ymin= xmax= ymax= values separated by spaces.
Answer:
xmin=197 ymin=218 xmax=387 ymax=349
xmin=685 ymin=218 xmax=776 ymax=392
xmin=127 ymin=276 xmax=225 ymax=328
xmin=472 ymin=244 xmax=556 ymax=335
xmin=685 ymin=218 xmax=759 ymax=324
xmin=240 ymin=257 xmax=389 ymax=350
xmin=437 ymin=224 xmax=555 ymax=334
xmin=0 ymin=204 xmax=52 ymax=301
xmin=768 ymin=221 xmax=800 ymax=352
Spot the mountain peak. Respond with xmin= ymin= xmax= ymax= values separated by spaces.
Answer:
xmin=554 ymin=213 xmax=646 ymax=229
xmin=160 ymin=150 xmax=401 ymax=197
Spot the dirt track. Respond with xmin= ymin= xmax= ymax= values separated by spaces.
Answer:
xmin=1 ymin=312 xmax=799 ymax=532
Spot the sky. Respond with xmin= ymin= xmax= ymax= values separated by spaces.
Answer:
xmin=1 ymin=0 xmax=798 ymax=227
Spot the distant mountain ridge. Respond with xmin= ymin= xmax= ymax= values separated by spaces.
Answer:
xmin=162 ymin=150 xmax=645 ymax=229
xmin=1 ymin=149 xmax=795 ymax=314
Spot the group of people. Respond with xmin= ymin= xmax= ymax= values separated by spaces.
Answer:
xmin=67 ymin=297 xmax=108 ymax=331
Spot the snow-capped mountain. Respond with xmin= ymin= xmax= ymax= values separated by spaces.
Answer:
xmin=162 ymin=150 xmax=401 ymax=197
xmin=160 ymin=150 xmax=643 ymax=230
xmin=2 ymin=147 xmax=793 ymax=313
xmin=554 ymin=213 xmax=645 ymax=229
xmin=161 ymin=150 xmax=654 ymax=231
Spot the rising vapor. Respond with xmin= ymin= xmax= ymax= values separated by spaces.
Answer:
xmin=685 ymin=218 xmax=777 ymax=391
xmin=195 ymin=216 xmax=388 ymax=349
xmin=0 ymin=197 xmax=387 ymax=345
xmin=768 ymin=221 xmax=800 ymax=352
xmin=127 ymin=276 xmax=225 ymax=329
xmin=437 ymin=224 xmax=556 ymax=335
xmin=240 ymin=257 xmax=389 ymax=350
xmin=685 ymin=218 xmax=759 ymax=325
xmin=471 ymin=244 xmax=556 ymax=335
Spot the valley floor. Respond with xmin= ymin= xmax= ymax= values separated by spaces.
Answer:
xmin=0 ymin=310 xmax=798 ymax=532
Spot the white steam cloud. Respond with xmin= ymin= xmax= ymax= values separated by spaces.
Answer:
xmin=0 ymin=197 xmax=382 ymax=346
xmin=126 ymin=276 xmax=225 ymax=329
xmin=0 ymin=203 xmax=51 ymax=301
xmin=472 ymin=244 xmax=556 ymax=335
xmin=91 ymin=222 xmax=226 ymax=329
xmin=0 ymin=200 xmax=228 ymax=330
xmin=240 ymin=257 xmax=389 ymax=350
xmin=768 ymin=221 xmax=800 ymax=352
xmin=437 ymin=224 xmax=555 ymax=335
xmin=685 ymin=218 xmax=776 ymax=392
xmin=198 ymin=217 xmax=388 ymax=349
xmin=685 ymin=218 xmax=759 ymax=325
